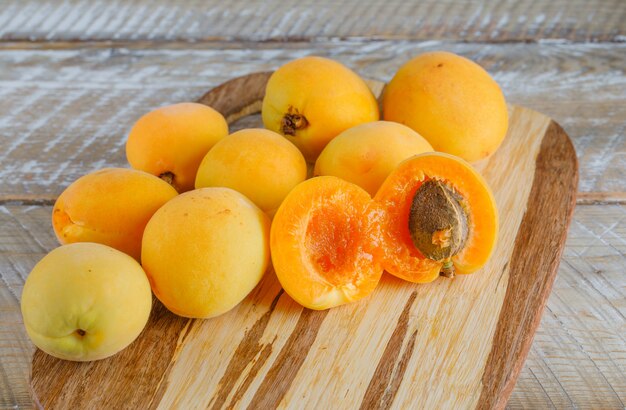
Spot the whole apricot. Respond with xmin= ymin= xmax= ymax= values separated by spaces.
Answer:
xmin=21 ymin=243 xmax=152 ymax=361
xmin=262 ymin=56 xmax=379 ymax=162
xmin=126 ymin=102 xmax=228 ymax=192
xmin=52 ymin=168 xmax=178 ymax=260
xmin=142 ymin=188 xmax=270 ymax=318
xmin=195 ymin=128 xmax=307 ymax=216
xmin=314 ymin=121 xmax=433 ymax=196
xmin=383 ymin=51 xmax=508 ymax=162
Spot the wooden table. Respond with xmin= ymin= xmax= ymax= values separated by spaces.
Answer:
xmin=0 ymin=1 xmax=624 ymax=408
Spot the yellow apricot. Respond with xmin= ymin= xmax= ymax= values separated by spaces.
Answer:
xmin=21 ymin=243 xmax=152 ymax=361
xmin=141 ymin=188 xmax=270 ymax=319
xmin=383 ymin=51 xmax=508 ymax=162
xmin=126 ymin=102 xmax=228 ymax=192
xmin=262 ymin=56 xmax=379 ymax=162
xmin=195 ymin=129 xmax=307 ymax=216
xmin=314 ymin=121 xmax=433 ymax=196
xmin=52 ymin=168 xmax=178 ymax=260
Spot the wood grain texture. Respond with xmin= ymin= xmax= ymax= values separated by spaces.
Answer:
xmin=478 ymin=121 xmax=578 ymax=409
xmin=3 ymin=202 xmax=624 ymax=409
xmin=24 ymin=74 xmax=575 ymax=409
xmin=0 ymin=42 xmax=623 ymax=201
xmin=0 ymin=0 xmax=624 ymax=43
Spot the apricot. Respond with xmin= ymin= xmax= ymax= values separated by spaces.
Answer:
xmin=262 ymin=56 xmax=379 ymax=162
xmin=21 ymin=243 xmax=152 ymax=361
xmin=141 ymin=188 xmax=270 ymax=318
xmin=375 ymin=152 xmax=498 ymax=283
xmin=195 ymin=128 xmax=307 ymax=216
xmin=271 ymin=176 xmax=384 ymax=310
xmin=52 ymin=168 xmax=178 ymax=260
xmin=126 ymin=102 xmax=228 ymax=192
xmin=383 ymin=51 xmax=508 ymax=162
xmin=314 ymin=121 xmax=433 ymax=196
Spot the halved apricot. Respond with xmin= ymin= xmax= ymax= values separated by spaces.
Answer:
xmin=270 ymin=176 xmax=384 ymax=310
xmin=375 ymin=152 xmax=498 ymax=283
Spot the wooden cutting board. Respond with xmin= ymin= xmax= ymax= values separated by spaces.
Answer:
xmin=30 ymin=72 xmax=578 ymax=410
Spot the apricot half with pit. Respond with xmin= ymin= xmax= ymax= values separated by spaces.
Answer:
xmin=383 ymin=51 xmax=508 ymax=162
xmin=314 ymin=121 xmax=433 ymax=196
xmin=262 ymin=56 xmax=379 ymax=162
xmin=375 ymin=152 xmax=498 ymax=283
xmin=195 ymin=128 xmax=307 ymax=216
xmin=52 ymin=168 xmax=178 ymax=260
xmin=270 ymin=176 xmax=384 ymax=310
xmin=141 ymin=187 xmax=270 ymax=318
xmin=126 ymin=102 xmax=228 ymax=192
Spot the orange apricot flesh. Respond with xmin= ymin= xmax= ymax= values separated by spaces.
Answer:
xmin=270 ymin=176 xmax=384 ymax=310
xmin=375 ymin=152 xmax=498 ymax=283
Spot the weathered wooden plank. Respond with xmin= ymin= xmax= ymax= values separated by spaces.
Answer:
xmin=1 ymin=204 xmax=624 ymax=408
xmin=509 ymin=204 xmax=626 ymax=409
xmin=0 ymin=0 xmax=624 ymax=43
xmin=0 ymin=42 xmax=624 ymax=200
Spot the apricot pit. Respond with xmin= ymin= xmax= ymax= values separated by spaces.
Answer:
xmin=375 ymin=152 xmax=498 ymax=283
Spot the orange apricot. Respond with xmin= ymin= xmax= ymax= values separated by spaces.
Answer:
xmin=270 ymin=176 xmax=384 ymax=310
xmin=52 ymin=168 xmax=178 ymax=260
xmin=126 ymin=102 xmax=228 ymax=192
xmin=262 ymin=56 xmax=379 ymax=162
xmin=195 ymin=128 xmax=307 ymax=216
xmin=375 ymin=152 xmax=498 ymax=283
xmin=314 ymin=121 xmax=433 ymax=196
xmin=383 ymin=51 xmax=508 ymax=162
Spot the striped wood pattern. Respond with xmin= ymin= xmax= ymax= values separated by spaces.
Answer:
xmin=5 ymin=204 xmax=626 ymax=409
xmin=0 ymin=0 xmax=624 ymax=43
xmin=28 ymin=74 xmax=578 ymax=409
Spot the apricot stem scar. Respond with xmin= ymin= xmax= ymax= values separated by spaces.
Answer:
xmin=281 ymin=106 xmax=309 ymax=136
xmin=75 ymin=329 xmax=86 ymax=337
xmin=159 ymin=171 xmax=175 ymax=186
xmin=440 ymin=259 xmax=455 ymax=278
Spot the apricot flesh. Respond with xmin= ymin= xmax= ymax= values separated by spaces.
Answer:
xmin=383 ymin=51 xmax=508 ymax=162
xmin=52 ymin=168 xmax=178 ymax=260
xmin=271 ymin=176 xmax=384 ymax=310
xmin=195 ymin=128 xmax=307 ymax=216
xmin=375 ymin=152 xmax=498 ymax=282
xmin=262 ymin=56 xmax=379 ymax=162
xmin=141 ymin=188 xmax=270 ymax=318
xmin=21 ymin=243 xmax=152 ymax=361
xmin=314 ymin=121 xmax=433 ymax=196
xmin=126 ymin=102 xmax=229 ymax=192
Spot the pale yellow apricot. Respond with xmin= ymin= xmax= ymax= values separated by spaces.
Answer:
xmin=21 ymin=243 xmax=152 ymax=361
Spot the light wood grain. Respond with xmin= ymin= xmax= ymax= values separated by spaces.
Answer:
xmin=0 ymin=42 xmax=623 ymax=201
xmin=0 ymin=0 xmax=624 ymax=43
xmin=3 ymin=204 xmax=624 ymax=409
xmin=25 ymin=74 xmax=576 ymax=409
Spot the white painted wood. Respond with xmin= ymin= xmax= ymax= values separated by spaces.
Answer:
xmin=0 ymin=0 xmax=623 ymax=42
xmin=0 ymin=42 xmax=624 ymax=199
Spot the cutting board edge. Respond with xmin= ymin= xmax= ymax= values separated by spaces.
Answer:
xmin=477 ymin=119 xmax=579 ymax=409
xmin=29 ymin=73 xmax=580 ymax=410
